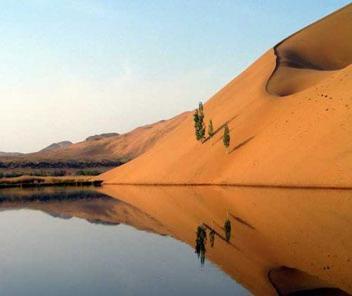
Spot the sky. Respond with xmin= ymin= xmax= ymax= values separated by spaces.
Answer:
xmin=0 ymin=0 xmax=350 ymax=153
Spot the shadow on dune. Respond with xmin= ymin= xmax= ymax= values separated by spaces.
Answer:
xmin=202 ymin=114 xmax=239 ymax=144
xmin=229 ymin=136 xmax=255 ymax=154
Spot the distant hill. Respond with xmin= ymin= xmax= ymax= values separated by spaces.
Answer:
xmin=18 ymin=112 xmax=188 ymax=162
xmin=0 ymin=112 xmax=189 ymax=175
xmin=40 ymin=141 xmax=73 ymax=152
xmin=0 ymin=152 xmax=23 ymax=157
xmin=86 ymin=133 xmax=120 ymax=142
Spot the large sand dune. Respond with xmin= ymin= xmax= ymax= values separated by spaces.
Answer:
xmin=101 ymin=4 xmax=352 ymax=188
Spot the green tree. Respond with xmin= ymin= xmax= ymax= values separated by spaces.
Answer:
xmin=198 ymin=102 xmax=205 ymax=140
xmin=193 ymin=102 xmax=206 ymax=141
xmin=208 ymin=120 xmax=214 ymax=137
xmin=198 ymin=102 xmax=204 ymax=113
xmin=198 ymin=115 xmax=205 ymax=140
xmin=223 ymin=124 xmax=230 ymax=149
xmin=193 ymin=109 xmax=201 ymax=141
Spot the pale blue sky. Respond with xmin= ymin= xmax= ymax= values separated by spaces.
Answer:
xmin=0 ymin=0 xmax=349 ymax=152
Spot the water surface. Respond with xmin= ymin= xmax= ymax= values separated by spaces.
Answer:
xmin=1 ymin=186 xmax=352 ymax=295
xmin=0 ymin=187 xmax=248 ymax=296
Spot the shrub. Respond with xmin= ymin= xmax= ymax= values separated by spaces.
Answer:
xmin=76 ymin=170 xmax=101 ymax=176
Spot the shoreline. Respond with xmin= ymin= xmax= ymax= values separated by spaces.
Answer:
xmin=101 ymin=182 xmax=352 ymax=190
xmin=0 ymin=176 xmax=103 ymax=189
xmin=2 ymin=177 xmax=352 ymax=191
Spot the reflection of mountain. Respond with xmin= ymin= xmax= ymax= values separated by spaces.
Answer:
xmin=1 ymin=186 xmax=351 ymax=295
xmin=0 ymin=188 xmax=168 ymax=235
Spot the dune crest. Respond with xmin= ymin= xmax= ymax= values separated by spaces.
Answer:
xmin=267 ymin=4 xmax=352 ymax=96
xmin=101 ymin=4 xmax=352 ymax=188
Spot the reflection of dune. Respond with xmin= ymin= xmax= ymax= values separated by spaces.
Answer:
xmin=1 ymin=186 xmax=352 ymax=295
xmin=268 ymin=266 xmax=350 ymax=296
xmin=0 ymin=188 xmax=168 ymax=235
xmin=100 ymin=185 xmax=352 ymax=296
xmin=101 ymin=4 xmax=352 ymax=188
xmin=267 ymin=4 xmax=352 ymax=96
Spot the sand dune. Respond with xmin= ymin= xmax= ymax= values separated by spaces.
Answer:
xmin=101 ymin=4 xmax=352 ymax=188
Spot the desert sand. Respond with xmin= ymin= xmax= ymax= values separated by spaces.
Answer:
xmin=101 ymin=4 xmax=352 ymax=188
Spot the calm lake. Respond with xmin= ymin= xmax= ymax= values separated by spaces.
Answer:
xmin=0 ymin=187 xmax=247 ymax=296
xmin=0 ymin=186 xmax=351 ymax=296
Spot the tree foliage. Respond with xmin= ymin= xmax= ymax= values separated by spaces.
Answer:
xmin=193 ymin=102 xmax=206 ymax=141
xmin=223 ymin=124 xmax=230 ymax=148
xmin=193 ymin=110 xmax=201 ymax=140
xmin=208 ymin=120 xmax=214 ymax=137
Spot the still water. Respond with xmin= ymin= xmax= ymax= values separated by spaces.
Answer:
xmin=0 ymin=186 xmax=351 ymax=296
xmin=0 ymin=188 xmax=248 ymax=296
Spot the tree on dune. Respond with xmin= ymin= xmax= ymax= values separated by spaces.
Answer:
xmin=208 ymin=120 xmax=214 ymax=137
xmin=198 ymin=102 xmax=206 ymax=140
xmin=223 ymin=124 xmax=230 ymax=149
xmin=193 ymin=102 xmax=206 ymax=141
xmin=193 ymin=109 xmax=201 ymax=140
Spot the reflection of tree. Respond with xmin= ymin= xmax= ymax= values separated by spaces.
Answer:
xmin=209 ymin=229 xmax=215 ymax=247
xmin=194 ymin=218 xmax=233 ymax=265
xmin=200 ymin=246 xmax=206 ymax=265
xmin=224 ymin=219 xmax=232 ymax=242
xmin=195 ymin=225 xmax=207 ymax=265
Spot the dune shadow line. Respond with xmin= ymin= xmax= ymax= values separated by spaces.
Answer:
xmin=229 ymin=136 xmax=255 ymax=154
xmin=203 ymin=114 xmax=239 ymax=145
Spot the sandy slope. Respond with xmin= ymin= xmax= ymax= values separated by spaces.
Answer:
xmin=101 ymin=4 xmax=352 ymax=187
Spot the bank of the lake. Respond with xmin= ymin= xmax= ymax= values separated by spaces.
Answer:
xmin=0 ymin=175 xmax=103 ymax=189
